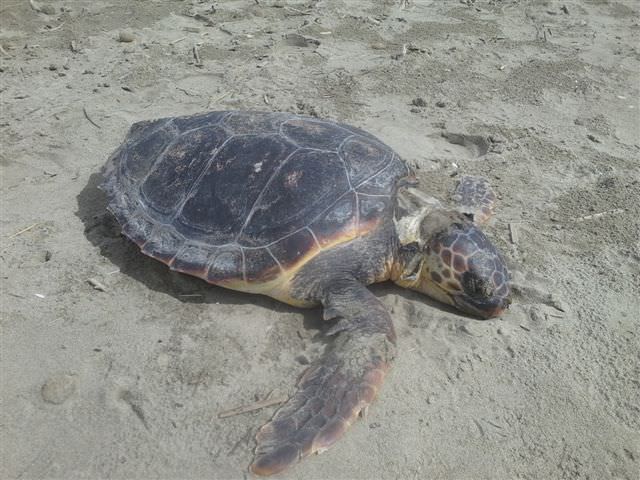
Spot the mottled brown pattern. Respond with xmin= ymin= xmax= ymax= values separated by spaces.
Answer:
xmin=453 ymin=254 xmax=466 ymax=273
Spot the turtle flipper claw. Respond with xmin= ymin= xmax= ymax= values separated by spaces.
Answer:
xmin=250 ymin=281 xmax=396 ymax=476
xmin=251 ymin=341 xmax=392 ymax=475
xmin=451 ymin=175 xmax=497 ymax=225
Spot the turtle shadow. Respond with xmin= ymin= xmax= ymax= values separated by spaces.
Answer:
xmin=368 ymin=282 xmax=479 ymax=324
xmin=75 ymin=172 xmax=326 ymax=340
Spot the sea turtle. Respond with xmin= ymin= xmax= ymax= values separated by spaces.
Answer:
xmin=101 ymin=110 xmax=511 ymax=475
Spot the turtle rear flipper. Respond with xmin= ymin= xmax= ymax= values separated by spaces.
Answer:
xmin=251 ymin=280 xmax=396 ymax=476
xmin=451 ymin=175 xmax=497 ymax=225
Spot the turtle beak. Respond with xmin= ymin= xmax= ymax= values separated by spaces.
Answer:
xmin=453 ymin=294 xmax=511 ymax=319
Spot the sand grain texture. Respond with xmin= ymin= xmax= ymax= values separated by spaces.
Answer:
xmin=1 ymin=1 xmax=639 ymax=479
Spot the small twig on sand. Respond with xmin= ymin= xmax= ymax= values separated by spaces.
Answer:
xmin=193 ymin=44 xmax=202 ymax=67
xmin=176 ymin=86 xmax=198 ymax=97
xmin=217 ymin=396 xmax=287 ymax=419
xmin=83 ymin=107 xmax=101 ymax=128
xmin=87 ymin=278 xmax=107 ymax=292
xmin=575 ymin=208 xmax=624 ymax=222
xmin=208 ymin=91 xmax=231 ymax=107
xmin=7 ymin=223 xmax=39 ymax=238
xmin=45 ymin=21 xmax=66 ymax=32
xmin=284 ymin=6 xmax=312 ymax=15
xmin=170 ymin=36 xmax=186 ymax=45
xmin=193 ymin=13 xmax=215 ymax=26
xmin=508 ymin=222 xmax=519 ymax=244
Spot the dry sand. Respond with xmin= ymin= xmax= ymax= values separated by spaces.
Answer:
xmin=1 ymin=1 xmax=639 ymax=479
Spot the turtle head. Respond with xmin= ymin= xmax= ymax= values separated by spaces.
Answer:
xmin=394 ymin=209 xmax=511 ymax=319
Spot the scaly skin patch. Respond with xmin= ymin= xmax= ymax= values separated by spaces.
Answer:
xmin=251 ymin=347 xmax=392 ymax=476
xmin=452 ymin=175 xmax=497 ymax=225
xmin=392 ymin=213 xmax=511 ymax=318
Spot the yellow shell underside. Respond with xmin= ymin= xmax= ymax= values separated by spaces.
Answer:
xmin=178 ymin=219 xmax=384 ymax=308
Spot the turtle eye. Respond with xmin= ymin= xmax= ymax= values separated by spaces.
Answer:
xmin=461 ymin=270 xmax=493 ymax=298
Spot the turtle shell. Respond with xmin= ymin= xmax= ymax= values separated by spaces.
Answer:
xmin=102 ymin=111 xmax=410 ymax=297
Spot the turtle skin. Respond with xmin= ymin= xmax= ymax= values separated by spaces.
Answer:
xmin=102 ymin=111 xmax=410 ymax=305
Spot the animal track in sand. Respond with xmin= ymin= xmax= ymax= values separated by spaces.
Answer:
xmin=440 ymin=132 xmax=491 ymax=159
xmin=416 ymin=131 xmax=494 ymax=168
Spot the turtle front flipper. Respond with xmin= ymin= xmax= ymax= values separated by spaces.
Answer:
xmin=250 ymin=280 xmax=396 ymax=476
xmin=451 ymin=175 xmax=497 ymax=225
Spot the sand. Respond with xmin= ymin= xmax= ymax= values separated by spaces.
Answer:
xmin=1 ymin=1 xmax=639 ymax=479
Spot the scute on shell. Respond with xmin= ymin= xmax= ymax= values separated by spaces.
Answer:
xmin=101 ymin=111 xmax=411 ymax=286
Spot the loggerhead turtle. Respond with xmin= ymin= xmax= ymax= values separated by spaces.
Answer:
xmin=101 ymin=110 xmax=511 ymax=475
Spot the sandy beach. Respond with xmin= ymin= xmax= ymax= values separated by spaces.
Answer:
xmin=1 ymin=1 xmax=639 ymax=479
